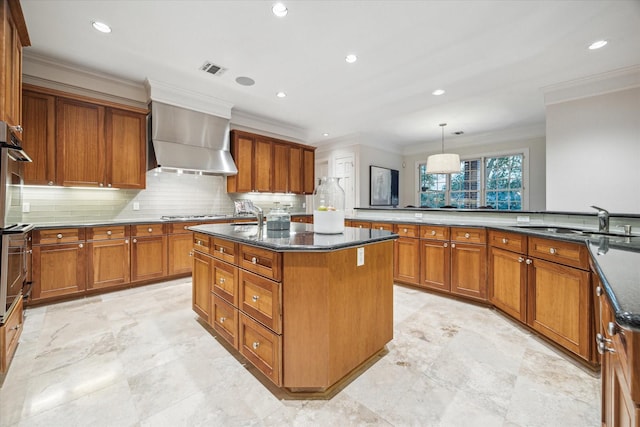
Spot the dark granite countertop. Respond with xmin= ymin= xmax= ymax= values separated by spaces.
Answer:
xmin=189 ymin=223 xmax=398 ymax=252
xmin=30 ymin=215 xmax=254 ymax=229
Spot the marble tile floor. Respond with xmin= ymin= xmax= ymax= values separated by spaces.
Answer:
xmin=0 ymin=279 xmax=600 ymax=427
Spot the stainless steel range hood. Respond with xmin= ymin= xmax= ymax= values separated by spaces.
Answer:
xmin=148 ymin=101 xmax=237 ymax=175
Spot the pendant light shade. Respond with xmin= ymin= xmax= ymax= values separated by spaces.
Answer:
xmin=426 ymin=123 xmax=460 ymax=174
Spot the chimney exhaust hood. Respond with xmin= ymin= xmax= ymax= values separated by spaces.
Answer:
xmin=149 ymin=101 xmax=237 ymax=175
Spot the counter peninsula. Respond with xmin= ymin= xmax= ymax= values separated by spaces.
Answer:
xmin=189 ymin=222 xmax=397 ymax=393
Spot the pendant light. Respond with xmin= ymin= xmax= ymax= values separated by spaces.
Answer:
xmin=426 ymin=123 xmax=460 ymax=174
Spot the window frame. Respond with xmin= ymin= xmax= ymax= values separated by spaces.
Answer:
xmin=415 ymin=148 xmax=529 ymax=210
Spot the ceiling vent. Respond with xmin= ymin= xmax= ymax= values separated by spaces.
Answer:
xmin=200 ymin=61 xmax=227 ymax=76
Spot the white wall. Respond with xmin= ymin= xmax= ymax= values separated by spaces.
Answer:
xmin=401 ymin=136 xmax=546 ymax=210
xmin=546 ymin=86 xmax=640 ymax=213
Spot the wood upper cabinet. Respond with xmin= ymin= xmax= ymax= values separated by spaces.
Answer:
xmin=22 ymin=85 xmax=148 ymax=188
xmin=56 ymin=98 xmax=106 ymax=187
xmin=87 ymin=226 xmax=130 ymax=290
xmin=227 ymin=130 xmax=315 ymax=194
xmin=105 ymin=108 xmax=146 ymax=189
xmin=22 ymin=90 xmax=56 ymax=185
xmin=489 ymin=246 xmax=527 ymax=322
xmin=1 ymin=0 xmax=30 ymax=128
xmin=32 ymin=228 xmax=87 ymax=301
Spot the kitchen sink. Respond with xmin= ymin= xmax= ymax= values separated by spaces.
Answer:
xmin=516 ymin=225 xmax=584 ymax=234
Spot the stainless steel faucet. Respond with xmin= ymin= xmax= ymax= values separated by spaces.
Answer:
xmin=591 ymin=205 xmax=610 ymax=233
xmin=251 ymin=205 xmax=264 ymax=231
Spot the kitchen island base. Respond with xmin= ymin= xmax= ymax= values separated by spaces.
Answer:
xmin=190 ymin=223 xmax=396 ymax=395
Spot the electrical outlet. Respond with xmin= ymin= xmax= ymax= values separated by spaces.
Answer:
xmin=133 ymin=202 xmax=140 ymax=211
xmin=516 ymin=215 xmax=530 ymax=223
xmin=22 ymin=202 xmax=30 ymax=213
xmin=414 ymin=212 xmax=423 ymax=218
xmin=357 ymin=247 xmax=365 ymax=266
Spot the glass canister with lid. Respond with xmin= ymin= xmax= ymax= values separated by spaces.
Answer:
xmin=313 ymin=177 xmax=345 ymax=234
xmin=266 ymin=202 xmax=291 ymax=230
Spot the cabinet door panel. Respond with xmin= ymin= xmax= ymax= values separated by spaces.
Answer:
xmin=489 ymin=247 xmax=527 ymax=322
xmin=302 ymin=148 xmax=315 ymax=194
xmin=227 ymin=133 xmax=253 ymax=192
xmin=32 ymin=244 xmax=86 ymax=300
xmin=254 ymin=137 xmax=272 ymax=192
xmin=272 ymin=142 xmax=288 ymax=193
xmin=168 ymin=233 xmax=194 ymax=276
xmin=451 ymin=243 xmax=487 ymax=301
xmin=3 ymin=7 xmax=22 ymax=127
xmin=106 ymin=108 xmax=146 ymax=189
xmin=22 ymin=90 xmax=56 ymax=185
xmin=213 ymin=259 xmax=238 ymax=306
xmin=528 ymin=258 xmax=591 ymax=359
xmin=394 ymin=237 xmax=419 ymax=285
xmin=131 ymin=236 xmax=167 ymax=282
xmin=87 ymin=239 xmax=130 ymax=289
xmin=288 ymin=146 xmax=303 ymax=194
xmin=192 ymin=251 xmax=213 ymax=321
xmin=56 ymin=98 xmax=105 ymax=187
xmin=419 ymin=239 xmax=450 ymax=292
xmin=239 ymin=270 xmax=281 ymax=334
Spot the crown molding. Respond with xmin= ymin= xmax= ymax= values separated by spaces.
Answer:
xmin=229 ymin=109 xmax=309 ymax=143
xmin=543 ymin=65 xmax=640 ymax=105
xmin=145 ymin=79 xmax=233 ymax=119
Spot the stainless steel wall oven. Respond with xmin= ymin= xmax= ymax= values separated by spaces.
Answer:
xmin=0 ymin=121 xmax=32 ymax=324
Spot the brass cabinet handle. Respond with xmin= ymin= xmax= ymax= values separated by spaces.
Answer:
xmin=252 ymin=295 xmax=259 ymax=302
xmin=252 ymin=341 xmax=260 ymax=350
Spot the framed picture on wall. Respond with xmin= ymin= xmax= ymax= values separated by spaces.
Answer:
xmin=370 ymin=165 xmax=399 ymax=207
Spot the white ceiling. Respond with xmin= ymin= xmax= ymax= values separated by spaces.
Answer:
xmin=20 ymin=0 xmax=640 ymax=153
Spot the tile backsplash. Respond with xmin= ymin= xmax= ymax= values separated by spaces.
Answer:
xmin=21 ymin=171 xmax=307 ymax=225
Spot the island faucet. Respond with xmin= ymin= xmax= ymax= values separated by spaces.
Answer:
xmin=591 ymin=205 xmax=610 ymax=233
xmin=251 ymin=205 xmax=264 ymax=231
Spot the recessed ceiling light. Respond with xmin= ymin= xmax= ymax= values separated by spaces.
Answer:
xmin=323 ymin=133 xmax=330 ymax=137
xmin=91 ymin=21 xmax=111 ymax=33
xmin=272 ymin=3 xmax=288 ymax=17
xmin=276 ymin=91 xmax=287 ymax=98
xmin=345 ymin=54 xmax=357 ymax=64
xmin=589 ymin=40 xmax=608 ymax=50
xmin=432 ymin=89 xmax=445 ymax=96
xmin=235 ymin=76 xmax=255 ymax=86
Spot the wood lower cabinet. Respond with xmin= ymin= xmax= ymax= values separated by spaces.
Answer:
xmin=0 ymin=297 xmax=23 ymax=374
xmin=192 ymin=250 xmax=213 ymax=320
xmin=32 ymin=230 xmax=86 ymax=301
xmin=211 ymin=295 xmax=238 ymax=348
xmin=451 ymin=241 xmax=487 ymax=301
xmin=489 ymin=246 xmax=527 ymax=321
xmin=419 ymin=225 xmax=451 ymax=292
xmin=131 ymin=224 xmax=167 ymax=282
xmin=393 ymin=224 xmax=420 ymax=285
xmin=598 ymin=281 xmax=640 ymax=426
xmin=86 ymin=225 xmax=130 ymax=290
xmin=168 ymin=222 xmax=198 ymax=276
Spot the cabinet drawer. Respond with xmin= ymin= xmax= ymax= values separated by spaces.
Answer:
xmin=488 ymin=230 xmax=527 ymax=253
xmin=420 ymin=225 xmax=449 ymax=241
xmin=132 ymin=224 xmax=165 ymax=236
xmin=211 ymin=295 xmax=239 ymax=350
xmin=86 ymin=225 xmax=128 ymax=241
xmin=528 ymin=237 xmax=589 ymax=270
xmin=371 ymin=222 xmax=393 ymax=231
xmin=394 ymin=224 xmax=419 ymax=238
xmin=168 ymin=222 xmax=199 ymax=234
xmin=193 ymin=233 xmax=211 ymax=254
xmin=34 ymin=228 xmax=84 ymax=244
xmin=239 ymin=270 xmax=282 ymax=333
xmin=1 ymin=298 xmax=23 ymax=373
xmin=240 ymin=245 xmax=282 ymax=281
xmin=239 ymin=313 xmax=282 ymax=386
xmin=213 ymin=237 xmax=237 ymax=264
xmin=349 ymin=221 xmax=371 ymax=229
xmin=451 ymin=227 xmax=486 ymax=244
xmin=212 ymin=260 xmax=238 ymax=306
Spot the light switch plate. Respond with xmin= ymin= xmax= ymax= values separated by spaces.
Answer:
xmin=133 ymin=202 xmax=140 ymax=211
xmin=357 ymin=247 xmax=365 ymax=266
xmin=22 ymin=202 xmax=30 ymax=213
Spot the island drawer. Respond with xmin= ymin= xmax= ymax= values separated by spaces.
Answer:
xmin=488 ymin=230 xmax=527 ymax=253
xmin=371 ymin=222 xmax=393 ymax=231
xmin=349 ymin=220 xmax=371 ymax=229
xmin=213 ymin=238 xmax=238 ymax=264
xmin=239 ymin=313 xmax=282 ymax=386
xmin=240 ymin=245 xmax=282 ymax=281
xmin=132 ymin=224 xmax=166 ymax=236
xmin=168 ymin=222 xmax=199 ymax=234
xmin=211 ymin=295 xmax=239 ymax=350
xmin=212 ymin=260 xmax=238 ymax=307
xmin=239 ymin=270 xmax=282 ymax=334
xmin=451 ymin=227 xmax=486 ymax=244
xmin=528 ymin=237 xmax=589 ymax=270
xmin=1 ymin=298 xmax=23 ymax=373
xmin=34 ymin=228 xmax=85 ymax=245
xmin=395 ymin=224 xmax=419 ymax=238
xmin=86 ymin=225 xmax=129 ymax=241
xmin=193 ymin=233 xmax=211 ymax=254
xmin=420 ymin=225 xmax=449 ymax=241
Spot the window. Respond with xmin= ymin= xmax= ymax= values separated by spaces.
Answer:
xmin=417 ymin=153 xmax=524 ymax=210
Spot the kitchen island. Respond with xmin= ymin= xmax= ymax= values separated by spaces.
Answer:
xmin=189 ymin=222 xmax=397 ymax=394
